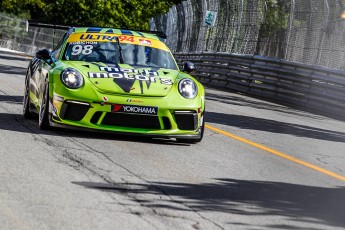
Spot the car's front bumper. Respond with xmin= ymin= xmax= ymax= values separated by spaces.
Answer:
xmin=49 ymin=85 xmax=205 ymax=138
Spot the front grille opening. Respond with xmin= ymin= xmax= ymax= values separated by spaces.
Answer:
xmin=174 ymin=112 xmax=198 ymax=130
xmin=60 ymin=102 xmax=89 ymax=121
xmin=90 ymin=111 xmax=103 ymax=124
xmin=162 ymin=116 xmax=172 ymax=130
xmin=101 ymin=113 xmax=161 ymax=129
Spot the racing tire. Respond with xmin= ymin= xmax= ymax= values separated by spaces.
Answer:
xmin=38 ymin=81 xmax=51 ymax=130
xmin=23 ymin=70 xmax=34 ymax=119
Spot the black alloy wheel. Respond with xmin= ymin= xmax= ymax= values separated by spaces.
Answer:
xmin=23 ymin=70 xmax=34 ymax=119
xmin=38 ymin=81 xmax=50 ymax=130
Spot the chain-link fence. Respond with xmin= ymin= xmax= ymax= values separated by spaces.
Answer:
xmin=0 ymin=12 xmax=66 ymax=55
xmin=150 ymin=0 xmax=345 ymax=70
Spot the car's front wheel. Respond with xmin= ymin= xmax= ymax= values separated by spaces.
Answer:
xmin=23 ymin=70 xmax=34 ymax=119
xmin=38 ymin=81 xmax=50 ymax=130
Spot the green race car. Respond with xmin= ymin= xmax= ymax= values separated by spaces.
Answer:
xmin=23 ymin=27 xmax=205 ymax=143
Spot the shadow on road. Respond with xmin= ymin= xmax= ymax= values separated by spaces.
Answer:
xmin=206 ymin=111 xmax=345 ymax=143
xmin=0 ymin=53 xmax=31 ymax=62
xmin=206 ymin=92 xmax=328 ymax=120
xmin=0 ymin=64 xmax=27 ymax=75
xmin=73 ymin=178 xmax=345 ymax=229
xmin=0 ymin=94 xmax=23 ymax=104
xmin=0 ymin=93 xmax=190 ymax=145
xmin=0 ymin=111 xmax=189 ymax=146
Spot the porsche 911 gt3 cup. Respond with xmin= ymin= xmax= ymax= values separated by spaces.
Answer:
xmin=23 ymin=26 xmax=205 ymax=143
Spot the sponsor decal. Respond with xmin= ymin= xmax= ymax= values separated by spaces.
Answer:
xmin=88 ymin=64 xmax=173 ymax=94
xmin=99 ymin=67 xmax=159 ymax=76
xmin=113 ymin=104 xmax=123 ymax=112
xmin=53 ymin=94 xmax=64 ymax=102
xmin=160 ymin=78 xmax=173 ymax=85
xmin=70 ymin=41 xmax=97 ymax=45
xmin=67 ymin=33 xmax=170 ymax=51
xmin=139 ymin=39 xmax=152 ymax=46
xmin=118 ymin=35 xmax=134 ymax=42
xmin=78 ymin=34 xmax=135 ymax=43
xmin=88 ymin=68 xmax=173 ymax=85
xmin=80 ymin=34 xmax=118 ymax=42
xmin=111 ymin=104 xmax=158 ymax=115
xmin=126 ymin=99 xmax=144 ymax=103
xmin=88 ymin=72 xmax=158 ymax=82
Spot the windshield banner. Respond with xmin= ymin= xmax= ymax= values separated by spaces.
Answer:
xmin=67 ymin=33 xmax=168 ymax=51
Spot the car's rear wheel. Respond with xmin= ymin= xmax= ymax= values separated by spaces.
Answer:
xmin=23 ymin=70 xmax=34 ymax=119
xmin=39 ymin=81 xmax=50 ymax=130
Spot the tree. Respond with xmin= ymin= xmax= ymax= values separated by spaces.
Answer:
xmin=0 ymin=0 xmax=184 ymax=29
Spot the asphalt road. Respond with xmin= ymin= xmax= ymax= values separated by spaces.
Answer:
xmin=1 ymin=50 xmax=345 ymax=229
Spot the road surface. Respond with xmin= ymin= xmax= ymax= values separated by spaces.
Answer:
xmin=0 ymin=50 xmax=345 ymax=229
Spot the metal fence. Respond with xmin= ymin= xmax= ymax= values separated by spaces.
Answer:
xmin=0 ymin=13 xmax=66 ymax=55
xmin=150 ymin=0 xmax=345 ymax=70
xmin=175 ymin=52 xmax=345 ymax=118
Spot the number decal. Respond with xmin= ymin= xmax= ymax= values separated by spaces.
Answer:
xmin=83 ymin=45 xmax=93 ymax=55
xmin=71 ymin=45 xmax=94 ymax=55
xmin=71 ymin=45 xmax=82 ymax=55
xmin=118 ymin=35 xmax=135 ymax=43
xmin=126 ymin=37 xmax=134 ymax=42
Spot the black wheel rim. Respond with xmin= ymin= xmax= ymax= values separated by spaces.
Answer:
xmin=23 ymin=75 xmax=30 ymax=114
xmin=39 ymin=86 xmax=47 ymax=124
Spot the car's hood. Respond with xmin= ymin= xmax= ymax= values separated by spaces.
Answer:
xmin=65 ymin=61 xmax=179 ymax=96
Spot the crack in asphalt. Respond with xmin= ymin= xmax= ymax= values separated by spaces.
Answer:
xmin=39 ymin=136 xmax=165 ymax=229
xmin=67 ymin=137 xmax=224 ymax=230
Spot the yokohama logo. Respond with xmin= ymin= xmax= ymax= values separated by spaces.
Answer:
xmin=111 ymin=104 xmax=158 ymax=115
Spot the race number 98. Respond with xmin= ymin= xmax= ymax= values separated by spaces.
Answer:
xmin=71 ymin=45 xmax=93 ymax=55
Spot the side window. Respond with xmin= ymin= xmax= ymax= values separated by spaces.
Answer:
xmin=52 ymin=32 xmax=68 ymax=60
xmin=53 ymin=46 xmax=62 ymax=60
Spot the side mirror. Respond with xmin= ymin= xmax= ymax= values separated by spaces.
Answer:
xmin=182 ymin=61 xmax=197 ymax=73
xmin=36 ymin=49 xmax=51 ymax=60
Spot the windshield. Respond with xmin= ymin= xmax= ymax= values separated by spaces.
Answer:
xmin=63 ymin=41 xmax=178 ymax=70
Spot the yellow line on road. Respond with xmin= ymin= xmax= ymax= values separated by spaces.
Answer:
xmin=205 ymin=124 xmax=345 ymax=182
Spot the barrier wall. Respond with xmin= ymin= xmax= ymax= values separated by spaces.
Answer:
xmin=175 ymin=52 xmax=345 ymax=118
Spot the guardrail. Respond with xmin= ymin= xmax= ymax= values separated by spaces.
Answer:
xmin=175 ymin=52 xmax=345 ymax=119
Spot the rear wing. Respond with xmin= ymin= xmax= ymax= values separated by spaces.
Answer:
xmin=27 ymin=20 xmax=70 ymax=31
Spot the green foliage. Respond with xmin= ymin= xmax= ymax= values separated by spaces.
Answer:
xmin=260 ymin=0 xmax=290 ymax=36
xmin=0 ymin=0 xmax=183 ymax=29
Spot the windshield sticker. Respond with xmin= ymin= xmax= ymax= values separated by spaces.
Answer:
xmin=80 ymin=34 xmax=118 ymax=42
xmin=71 ymin=44 xmax=94 ymax=55
xmin=139 ymin=39 xmax=152 ymax=46
xmin=118 ymin=35 xmax=134 ymax=42
xmin=67 ymin=33 xmax=169 ymax=51
xmin=70 ymin=41 xmax=97 ymax=45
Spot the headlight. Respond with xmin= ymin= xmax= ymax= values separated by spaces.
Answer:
xmin=61 ymin=68 xmax=84 ymax=89
xmin=178 ymin=78 xmax=198 ymax=99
